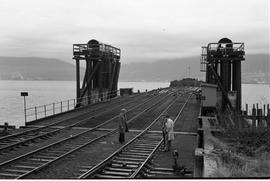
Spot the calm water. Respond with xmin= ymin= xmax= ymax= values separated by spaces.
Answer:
xmin=0 ymin=80 xmax=269 ymax=127
xmin=0 ymin=80 xmax=169 ymax=127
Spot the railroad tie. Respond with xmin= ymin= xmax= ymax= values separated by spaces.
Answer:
xmin=105 ymin=167 xmax=133 ymax=172
xmin=0 ymin=172 xmax=21 ymax=178
xmin=95 ymin=174 xmax=126 ymax=178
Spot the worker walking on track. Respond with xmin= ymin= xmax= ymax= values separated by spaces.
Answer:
xmin=165 ymin=114 xmax=174 ymax=151
xmin=120 ymin=108 xmax=129 ymax=132
xmin=118 ymin=109 xmax=129 ymax=144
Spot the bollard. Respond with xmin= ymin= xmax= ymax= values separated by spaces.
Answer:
xmin=172 ymin=150 xmax=180 ymax=171
xmin=61 ymin=102 xmax=63 ymax=113
xmin=68 ymin=100 xmax=69 ymax=111
xmin=246 ymin=104 xmax=248 ymax=116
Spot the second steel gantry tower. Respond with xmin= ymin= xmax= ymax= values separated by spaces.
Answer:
xmin=200 ymin=38 xmax=245 ymax=113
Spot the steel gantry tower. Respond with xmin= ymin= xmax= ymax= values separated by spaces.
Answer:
xmin=73 ymin=39 xmax=121 ymax=107
xmin=200 ymin=38 xmax=245 ymax=113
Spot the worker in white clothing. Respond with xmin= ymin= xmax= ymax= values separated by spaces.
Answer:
xmin=165 ymin=114 xmax=174 ymax=151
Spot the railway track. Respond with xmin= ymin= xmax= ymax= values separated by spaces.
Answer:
xmin=0 ymin=92 xmax=156 ymax=154
xmin=79 ymin=92 xmax=192 ymax=179
xmin=0 ymin=88 xmax=179 ymax=179
xmin=21 ymin=89 xmax=194 ymax=179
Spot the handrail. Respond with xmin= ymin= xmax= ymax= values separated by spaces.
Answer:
xmin=24 ymin=90 xmax=120 ymax=123
xmin=207 ymin=42 xmax=245 ymax=52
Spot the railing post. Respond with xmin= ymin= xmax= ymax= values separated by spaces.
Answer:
xmin=44 ymin=105 xmax=46 ymax=117
xmin=53 ymin=103 xmax=55 ymax=115
xmin=35 ymin=106 xmax=37 ymax=120
xmin=61 ymin=101 xmax=63 ymax=113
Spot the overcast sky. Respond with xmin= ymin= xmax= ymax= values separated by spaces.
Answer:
xmin=0 ymin=0 xmax=269 ymax=64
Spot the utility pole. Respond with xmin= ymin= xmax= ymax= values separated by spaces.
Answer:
xmin=21 ymin=92 xmax=28 ymax=125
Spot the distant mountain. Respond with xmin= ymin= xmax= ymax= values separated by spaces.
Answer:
xmin=0 ymin=54 xmax=268 ymax=82
xmin=119 ymin=56 xmax=203 ymax=82
xmin=242 ymin=54 xmax=269 ymax=74
xmin=242 ymin=54 xmax=269 ymax=83
xmin=119 ymin=54 xmax=270 ymax=83
xmin=0 ymin=57 xmax=78 ymax=81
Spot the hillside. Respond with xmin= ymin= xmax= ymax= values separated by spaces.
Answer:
xmin=0 ymin=57 xmax=77 ymax=81
xmin=0 ymin=54 xmax=268 ymax=83
xmin=119 ymin=54 xmax=270 ymax=83
xmin=242 ymin=54 xmax=269 ymax=74
xmin=119 ymin=56 xmax=202 ymax=81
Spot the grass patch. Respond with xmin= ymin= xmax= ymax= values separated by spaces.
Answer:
xmin=213 ymin=129 xmax=270 ymax=156
xmin=211 ymin=151 xmax=270 ymax=177
xmin=210 ymin=129 xmax=270 ymax=177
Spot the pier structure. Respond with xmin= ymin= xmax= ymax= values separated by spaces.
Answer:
xmin=0 ymin=87 xmax=201 ymax=179
xmin=200 ymin=38 xmax=245 ymax=114
xmin=73 ymin=39 xmax=121 ymax=106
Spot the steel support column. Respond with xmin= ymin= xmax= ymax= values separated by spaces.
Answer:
xmin=233 ymin=61 xmax=241 ymax=112
xmin=75 ymin=59 xmax=80 ymax=100
xmin=227 ymin=61 xmax=231 ymax=91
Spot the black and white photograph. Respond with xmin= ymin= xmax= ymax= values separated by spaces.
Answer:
xmin=0 ymin=0 xmax=269 ymax=179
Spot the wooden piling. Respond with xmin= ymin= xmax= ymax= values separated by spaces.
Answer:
xmin=267 ymin=104 xmax=270 ymax=117
xmin=252 ymin=105 xmax=256 ymax=131
xmin=257 ymin=109 xmax=263 ymax=130
xmin=267 ymin=107 xmax=270 ymax=132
